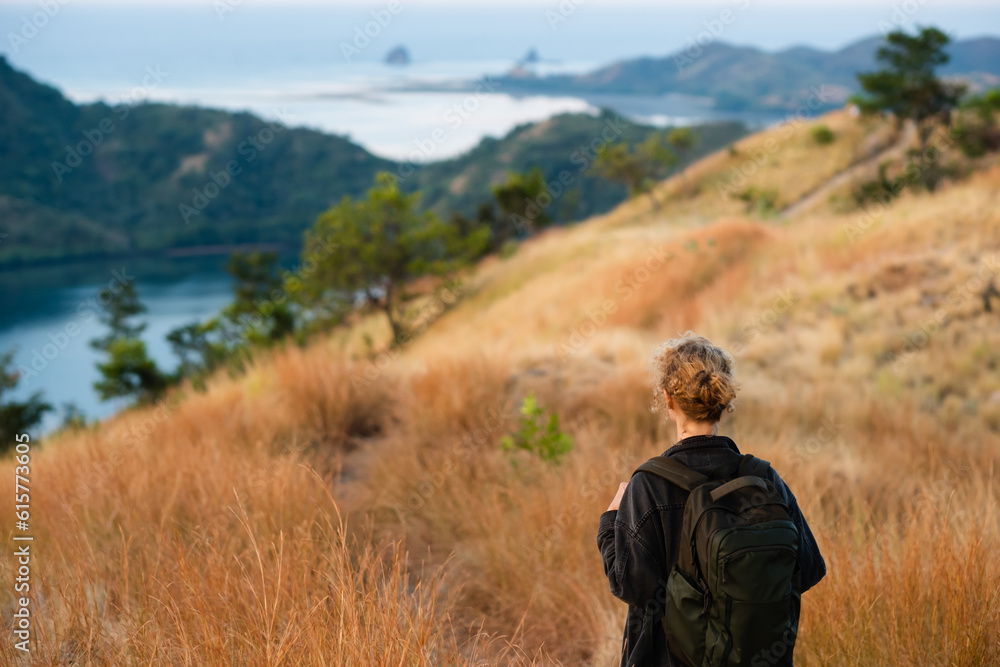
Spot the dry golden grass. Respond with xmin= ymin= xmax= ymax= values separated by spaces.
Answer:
xmin=3 ymin=111 xmax=999 ymax=665
xmin=0 ymin=347 xmax=507 ymax=665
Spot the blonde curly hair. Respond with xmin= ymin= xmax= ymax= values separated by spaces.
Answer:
xmin=650 ymin=332 xmax=738 ymax=423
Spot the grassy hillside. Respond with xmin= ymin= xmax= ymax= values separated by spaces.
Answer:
xmin=2 ymin=109 xmax=999 ymax=665
xmin=0 ymin=57 xmax=746 ymax=268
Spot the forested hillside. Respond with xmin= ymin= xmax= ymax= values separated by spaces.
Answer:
xmin=0 ymin=57 xmax=746 ymax=267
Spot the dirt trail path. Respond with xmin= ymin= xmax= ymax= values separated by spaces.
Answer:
xmin=780 ymin=122 xmax=917 ymax=218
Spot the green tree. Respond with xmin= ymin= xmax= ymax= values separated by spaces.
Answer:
xmin=222 ymin=250 xmax=295 ymax=345
xmin=0 ymin=350 xmax=52 ymax=450
xmin=298 ymin=172 xmax=486 ymax=345
xmin=667 ymin=127 xmax=697 ymax=155
xmin=166 ymin=319 xmax=230 ymax=381
xmin=853 ymin=27 xmax=965 ymax=164
xmin=89 ymin=281 xmax=147 ymax=352
xmin=589 ymin=131 xmax=678 ymax=207
xmin=638 ymin=131 xmax=680 ymax=182
xmin=589 ymin=143 xmax=647 ymax=196
xmin=668 ymin=127 xmax=698 ymax=185
xmin=492 ymin=168 xmax=554 ymax=237
xmin=449 ymin=201 xmax=499 ymax=256
xmin=91 ymin=283 xmax=166 ymax=404
xmin=94 ymin=338 xmax=167 ymax=404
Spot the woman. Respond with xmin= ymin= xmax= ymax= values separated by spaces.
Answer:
xmin=597 ymin=333 xmax=826 ymax=666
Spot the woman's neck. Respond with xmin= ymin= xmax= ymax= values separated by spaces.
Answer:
xmin=676 ymin=421 xmax=718 ymax=441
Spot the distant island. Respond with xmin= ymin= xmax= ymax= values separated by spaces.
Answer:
xmin=385 ymin=46 xmax=411 ymax=66
xmin=520 ymin=48 xmax=540 ymax=65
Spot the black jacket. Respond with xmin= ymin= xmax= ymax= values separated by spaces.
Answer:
xmin=597 ymin=434 xmax=826 ymax=667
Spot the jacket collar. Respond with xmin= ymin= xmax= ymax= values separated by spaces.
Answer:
xmin=663 ymin=434 xmax=740 ymax=457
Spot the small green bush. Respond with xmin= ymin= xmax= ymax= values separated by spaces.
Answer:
xmin=852 ymin=168 xmax=903 ymax=208
xmin=499 ymin=239 xmax=519 ymax=260
xmin=500 ymin=393 xmax=573 ymax=464
xmin=735 ymin=186 xmax=779 ymax=217
xmin=811 ymin=124 xmax=835 ymax=145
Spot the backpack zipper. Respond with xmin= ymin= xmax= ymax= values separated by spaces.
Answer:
xmin=721 ymin=545 xmax=796 ymax=584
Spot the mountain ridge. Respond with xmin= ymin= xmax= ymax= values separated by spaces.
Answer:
xmin=494 ymin=35 xmax=1000 ymax=111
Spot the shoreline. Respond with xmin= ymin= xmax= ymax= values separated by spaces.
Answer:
xmin=0 ymin=243 xmax=297 ymax=274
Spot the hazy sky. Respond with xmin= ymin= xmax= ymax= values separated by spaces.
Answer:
xmin=0 ymin=0 xmax=998 ymax=4
xmin=3 ymin=0 xmax=997 ymax=83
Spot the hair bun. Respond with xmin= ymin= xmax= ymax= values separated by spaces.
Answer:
xmin=650 ymin=333 xmax=739 ymax=423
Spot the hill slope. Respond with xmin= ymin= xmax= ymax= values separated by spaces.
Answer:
xmin=2 ymin=110 xmax=998 ymax=665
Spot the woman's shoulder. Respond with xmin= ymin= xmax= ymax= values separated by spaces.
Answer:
xmin=752 ymin=459 xmax=801 ymax=508
xmin=627 ymin=463 xmax=696 ymax=508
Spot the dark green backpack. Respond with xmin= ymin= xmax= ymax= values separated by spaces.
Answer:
xmin=633 ymin=453 xmax=801 ymax=667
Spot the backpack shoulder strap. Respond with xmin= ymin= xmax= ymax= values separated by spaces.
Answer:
xmin=738 ymin=453 xmax=771 ymax=479
xmin=633 ymin=455 xmax=709 ymax=492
